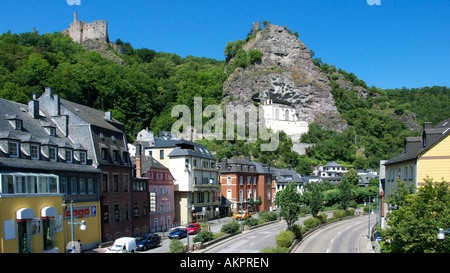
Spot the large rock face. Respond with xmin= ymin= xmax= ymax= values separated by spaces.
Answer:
xmin=223 ymin=24 xmax=346 ymax=131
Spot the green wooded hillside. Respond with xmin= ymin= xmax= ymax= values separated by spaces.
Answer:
xmin=0 ymin=30 xmax=448 ymax=172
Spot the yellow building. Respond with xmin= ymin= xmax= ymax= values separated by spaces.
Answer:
xmin=0 ymin=97 xmax=102 ymax=253
xmin=384 ymin=119 xmax=450 ymax=201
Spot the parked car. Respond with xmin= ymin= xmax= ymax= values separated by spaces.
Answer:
xmin=106 ymin=237 xmax=137 ymax=253
xmin=135 ymin=233 xmax=161 ymax=251
xmin=169 ymin=227 xmax=187 ymax=239
xmin=187 ymin=223 xmax=201 ymax=234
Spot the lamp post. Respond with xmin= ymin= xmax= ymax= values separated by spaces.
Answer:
xmin=437 ymin=228 xmax=450 ymax=240
xmin=186 ymin=194 xmax=194 ymax=253
xmin=67 ymin=201 xmax=87 ymax=253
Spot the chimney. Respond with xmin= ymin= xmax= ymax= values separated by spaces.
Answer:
xmin=28 ymin=94 xmax=40 ymax=119
xmin=424 ymin=122 xmax=433 ymax=130
xmin=287 ymin=165 xmax=292 ymax=170
xmin=104 ymin=111 xmax=112 ymax=121
xmin=245 ymin=155 xmax=251 ymax=162
xmin=135 ymin=144 xmax=142 ymax=177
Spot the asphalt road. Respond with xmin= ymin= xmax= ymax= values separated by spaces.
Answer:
xmin=294 ymin=214 xmax=376 ymax=253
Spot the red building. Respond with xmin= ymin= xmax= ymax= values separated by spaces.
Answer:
xmin=220 ymin=156 xmax=273 ymax=215
xmin=134 ymin=148 xmax=175 ymax=232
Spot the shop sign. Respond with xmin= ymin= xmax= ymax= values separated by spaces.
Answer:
xmin=64 ymin=206 xmax=97 ymax=220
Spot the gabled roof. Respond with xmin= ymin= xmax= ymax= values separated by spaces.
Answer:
xmin=385 ymin=119 xmax=450 ymax=165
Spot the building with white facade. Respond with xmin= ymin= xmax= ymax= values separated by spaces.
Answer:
xmin=261 ymin=99 xmax=309 ymax=138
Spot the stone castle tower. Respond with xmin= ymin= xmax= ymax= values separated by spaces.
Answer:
xmin=62 ymin=12 xmax=109 ymax=44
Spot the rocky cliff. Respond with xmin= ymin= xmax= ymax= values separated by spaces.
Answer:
xmin=223 ymin=24 xmax=347 ymax=131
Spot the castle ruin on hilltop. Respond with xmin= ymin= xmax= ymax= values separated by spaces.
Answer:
xmin=62 ymin=11 xmax=109 ymax=44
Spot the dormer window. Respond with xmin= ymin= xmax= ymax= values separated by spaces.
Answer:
xmin=8 ymin=141 xmax=19 ymax=157
xmin=15 ymin=120 xmax=22 ymax=130
xmin=65 ymin=149 xmax=73 ymax=163
xmin=49 ymin=147 xmax=57 ymax=161
xmin=30 ymin=144 xmax=39 ymax=159
xmin=80 ymin=151 xmax=87 ymax=164
xmin=49 ymin=127 xmax=56 ymax=136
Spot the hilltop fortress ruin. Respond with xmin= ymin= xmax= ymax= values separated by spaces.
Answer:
xmin=62 ymin=11 xmax=109 ymax=44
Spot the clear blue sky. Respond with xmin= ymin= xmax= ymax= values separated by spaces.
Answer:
xmin=0 ymin=0 xmax=448 ymax=89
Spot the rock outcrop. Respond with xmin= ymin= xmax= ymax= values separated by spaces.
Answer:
xmin=223 ymin=24 xmax=347 ymax=131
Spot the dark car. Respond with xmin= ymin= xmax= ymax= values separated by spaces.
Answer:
xmin=135 ymin=233 xmax=161 ymax=251
xmin=169 ymin=228 xmax=187 ymax=239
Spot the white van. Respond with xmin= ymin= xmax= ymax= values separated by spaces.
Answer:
xmin=106 ymin=237 xmax=137 ymax=253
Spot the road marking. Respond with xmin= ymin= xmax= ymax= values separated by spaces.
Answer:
xmin=330 ymin=238 xmax=334 ymax=244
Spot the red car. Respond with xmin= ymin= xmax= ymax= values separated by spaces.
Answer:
xmin=186 ymin=223 xmax=201 ymax=234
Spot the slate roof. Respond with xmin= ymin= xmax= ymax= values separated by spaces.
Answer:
xmin=272 ymin=167 xmax=302 ymax=183
xmin=0 ymin=98 xmax=96 ymax=172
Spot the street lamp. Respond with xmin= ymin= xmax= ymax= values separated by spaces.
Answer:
xmin=186 ymin=194 xmax=195 ymax=253
xmin=437 ymin=228 xmax=450 ymax=240
xmin=66 ymin=201 xmax=87 ymax=253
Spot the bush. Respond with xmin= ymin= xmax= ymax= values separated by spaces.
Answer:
xmin=221 ymin=221 xmax=240 ymax=234
xmin=259 ymin=211 xmax=278 ymax=222
xmin=276 ymin=230 xmax=295 ymax=248
xmin=303 ymin=217 xmax=321 ymax=230
xmin=244 ymin=217 xmax=259 ymax=227
xmin=193 ymin=230 xmax=214 ymax=243
xmin=316 ymin=213 xmax=328 ymax=224
xmin=169 ymin=239 xmax=186 ymax=253
xmin=333 ymin=210 xmax=347 ymax=219
xmin=262 ymin=247 xmax=289 ymax=253
xmin=287 ymin=224 xmax=302 ymax=240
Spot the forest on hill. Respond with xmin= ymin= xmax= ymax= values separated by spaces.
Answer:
xmin=0 ymin=29 xmax=449 ymax=173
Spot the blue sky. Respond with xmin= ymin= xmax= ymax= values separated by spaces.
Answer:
xmin=0 ymin=0 xmax=448 ymax=89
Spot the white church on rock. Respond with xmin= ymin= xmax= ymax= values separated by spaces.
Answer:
xmin=261 ymin=98 xmax=309 ymax=140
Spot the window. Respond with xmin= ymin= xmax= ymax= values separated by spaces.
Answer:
xmin=15 ymin=176 xmax=26 ymax=194
xmin=103 ymin=205 xmax=110 ymax=223
xmin=87 ymin=178 xmax=94 ymax=194
xmin=49 ymin=127 xmax=56 ymax=136
xmin=38 ymin=176 xmax=48 ymax=193
xmin=27 ymin=176 xmax=37 ymax=193
xmin=227 ymin=176 xmax=231 ymax=185
xmin=123 ymin=174 xmax=129 ymax=192
xmin=227 ymin=189 xmax=232 ymax=199
xmin=160 ymin=203 xmax=164 ymax=213
xmin=166 ymin=203 xmax=170 ymax=213
xmin=101 ymin=148 xmax=108 ymax=161
xmin=114 ymin=204 xmax=120 ymax=222
xmin=49 ymin=147 xmax=57 ymax=161
xmin=49 ymin=177 xmax=57 ymax=193
xmin=160 ymin=150 xmax=164 ymax=159
xmin=124 ymin=203 xmax=129 ymax=221
xmin=79 ymin=178 xmax=86 ymax=194
xmin=247 ymin=189 xmax=251 ymax=199
xmin=70 ymin=178 xmax=77 ymax=194
xmin=134 ymin=203 xmax=139 ymax=218
xmin=60 ymin=178 xmax=68 ymax=194
xmin=65 ymin=149 xmax=73 ymax=163
xmin=247 ymin=176 xmax=251 ymax=185
xmin=405 ymin=167 xmax=408 ymax=180
xmin=267 ymin=190 xmax=271 ymax=200
xmin=143 ymin=203 xmax=147 ymax=216
xmin=102 ymin=173 xmax=109 ymax=192
xmin=1 ymin=175 xmax=14 ymax=194
xmin=253 ymin=177 xmax=256 ymax=185
xmin=15 ymin=120 xmax=22 ymax=130
xmin=8 ymin=141 xmax=19 ymax=157
xmin=410 ymin=165 xmax=414 ymax=180
xmin=239 ymin=190 xmax=243 ymax=201
xmin=80 ymin=151 xmax=87 ymax=164
xmin=113 ymin=174 xmax=119 ymax=192
xmin=240 ymin=176 xmax=243 ymax=185
xmin=31 ymin=145 xmax=39 ymax=159
xmin=113 ymin=150 xmax=119 ymax=162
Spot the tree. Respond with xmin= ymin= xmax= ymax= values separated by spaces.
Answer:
xmin=275 ymin=182 xmax=301 ymax=229
xmin=337 ymin=175 xmax=352 ymax=211
xmin=380 ymin=179 xmax=450 ymax=253
xmin=343 ymin=168 xmax=359 ymax=187
xmin=309 ymin=182 xmax=323 ymax=217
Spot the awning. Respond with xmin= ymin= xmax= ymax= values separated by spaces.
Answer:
xmin=41 ymin=206 xmax=57 ymax=218
xmin=16 ymin=208 xmax=35 ymax=221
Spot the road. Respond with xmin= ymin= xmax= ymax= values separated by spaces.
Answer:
xmin=294 ymin=214 xmax=376 ymax=253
